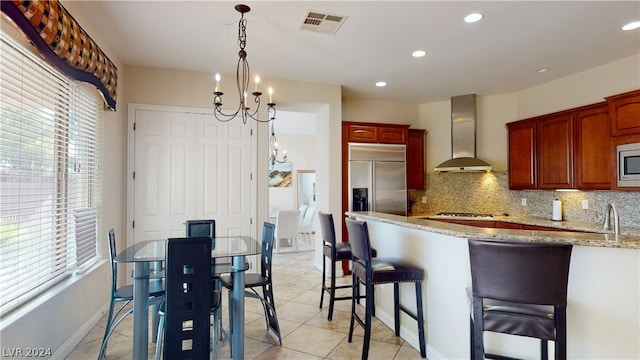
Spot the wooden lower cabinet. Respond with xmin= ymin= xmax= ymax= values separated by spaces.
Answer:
xmin=432 ymin=218 xmax=584 ymax=232
xmin=494 ymin=222 xmax=523 ymax=230
xmin=433 ymin=219 xmax=496 ymax=228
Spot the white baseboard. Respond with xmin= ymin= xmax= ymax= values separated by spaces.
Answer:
xmin=51 ymin=303 xmax=109 ymax=359
xmin=374 ymin=307 xmax=447 ymax=359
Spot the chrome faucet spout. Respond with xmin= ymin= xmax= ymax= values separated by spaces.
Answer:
xmin=603 ymin=203 xmax=620 ymax=236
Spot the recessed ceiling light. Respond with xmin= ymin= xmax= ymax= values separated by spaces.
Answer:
xmin=622 ymin=21 xmax=640 ymax=31
xmin=412 ymin=50 xmax=426 ymax=58
xmin=464 ymin=13 xmax=484 ymax=23
xmin=375 ymin=81 xmax=387 ymax=87
xmin=535 ymin=67 xmax=550 ymax=73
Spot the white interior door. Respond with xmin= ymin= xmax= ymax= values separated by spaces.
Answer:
xmin=129 ymin=105 xmax=253 ymax=246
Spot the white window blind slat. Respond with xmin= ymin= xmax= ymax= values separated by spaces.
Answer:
xmin=0 ymin=30 xmax=103 ymax=314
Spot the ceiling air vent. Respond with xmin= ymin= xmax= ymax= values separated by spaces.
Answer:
xmin=299 ymin=11 xmax=347 ymax=35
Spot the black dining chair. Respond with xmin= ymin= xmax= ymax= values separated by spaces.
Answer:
xmin=156 ymin=236 xmax=221 ymax=359
xmin=185 ymin=219 xmax=215 ymax=238
xmin=468 ymin=239 xmax=573 ymax=360
xmin=184 ymin=219 xmax=228 ymax=344
xmin=219 ymin=222 xmax=282 ymax=355
xmin=345 ymin=218 xmax=426 ymax=359
xmin=99 ymin=229 xmax=165 ymax=360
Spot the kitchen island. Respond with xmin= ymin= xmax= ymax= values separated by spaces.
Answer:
xmin=345 ymin=211 xmax=640 ymax=359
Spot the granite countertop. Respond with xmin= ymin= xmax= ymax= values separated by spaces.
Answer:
xmin=345 ymin=211 xmax=640 ymax=249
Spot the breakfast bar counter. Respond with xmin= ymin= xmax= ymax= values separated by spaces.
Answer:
xmin=345 ymin=211 xmax=640 ymax=359
xmin=349 ymin=211 xmax=640 ymax=249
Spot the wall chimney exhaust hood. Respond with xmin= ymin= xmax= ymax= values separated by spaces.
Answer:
xmin=434 ymin=94 xmax=493 ymax=173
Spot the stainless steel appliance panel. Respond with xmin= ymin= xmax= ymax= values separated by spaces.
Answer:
xmin=348 ymin=143 xmax=407 ymax=216
xmin=373 ymin=161 xmax=407 ymax=215
xmin=349 ymin=143 xmax=406 ymax=162
xmin=349 ymin=161 xmax=373 ymax=211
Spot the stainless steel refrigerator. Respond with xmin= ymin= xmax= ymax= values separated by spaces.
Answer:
xmin=348 ymin=143 xmax=407 ymax=216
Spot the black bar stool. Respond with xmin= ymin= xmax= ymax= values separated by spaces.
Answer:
xmin=468 ymin=239 xmax=573 ymax=360
xmin=319 ymin=212 xmax=377 ymax=321
xmin=345 ymin=218 xmax=426 ymax=360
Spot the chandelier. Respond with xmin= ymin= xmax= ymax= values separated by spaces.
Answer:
xmin=213 ymin=4 xmax=275 ymax=124
xmin=269 ymin=120 xmax=288 ymax=165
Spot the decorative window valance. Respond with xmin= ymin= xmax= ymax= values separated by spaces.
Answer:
xmin=1 ymin=0 xmax=118 ymax=110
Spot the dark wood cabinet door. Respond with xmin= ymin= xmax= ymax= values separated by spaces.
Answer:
xmin=574 ymin=103 xmax=611 ymax=189
xmin=348 ymin=124 xmax=379 ymax=143
xmin=607 ymin=89 xmax=640 ymax=137
xmin=379 ymin=127 xmax=407 ymax=144
xmin=407 ymin=129 xmax=426 ymax=189
xmin=507 ymin=120 xmax=537 ymax=189
xmin=537 ymin=113 xmax=573 ymax=189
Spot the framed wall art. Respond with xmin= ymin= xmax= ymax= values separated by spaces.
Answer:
xmin=268 ymin=162 xmax=292 ymax=187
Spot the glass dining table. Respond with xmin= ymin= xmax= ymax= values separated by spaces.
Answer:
xmin=114 ymin=236 xmax=260 ymax=360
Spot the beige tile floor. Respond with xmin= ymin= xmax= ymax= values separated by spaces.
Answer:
xmin=67 ymin=249 xmax=425 ymax=359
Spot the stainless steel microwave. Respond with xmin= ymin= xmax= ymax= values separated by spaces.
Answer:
xmin=617 ymin=142 xmax=640 ymax=187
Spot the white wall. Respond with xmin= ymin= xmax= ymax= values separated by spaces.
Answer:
xmin=342 ymin=98 xmax=420 ymax=127
xmin=516 ymin=54 xmax=640 ymax=119
xmin=268 ymin=133 xmax=317 ymax=212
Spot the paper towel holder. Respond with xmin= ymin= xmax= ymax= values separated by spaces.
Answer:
xmin=552 ymin=198 xmax=563 ymax=221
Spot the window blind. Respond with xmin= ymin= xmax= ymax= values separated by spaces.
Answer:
xmin=0 ymin=31 xmax=102 ymax=314
xmin=69 ymin=84 xmax=102 ymax=272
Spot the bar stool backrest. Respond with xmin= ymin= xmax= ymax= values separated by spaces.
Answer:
xmin=318 ymin=212 xmax=336 ymax=246
xmin=468 ymin=239 xmax=572 ymax=306
xmin=345 ymin=218 xmax=373 ymax=274
xmin=164 ymin=237 xmax=212 ymax=359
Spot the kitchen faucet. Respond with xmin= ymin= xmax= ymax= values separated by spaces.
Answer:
xmin=603 ymin=203 xmax=620 ymax=236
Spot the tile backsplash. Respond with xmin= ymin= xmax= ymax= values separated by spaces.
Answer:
xmin=409 ymin=171 xmax=640 ymax=229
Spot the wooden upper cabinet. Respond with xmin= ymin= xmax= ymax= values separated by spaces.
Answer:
xmin=606 ymin=89 xmax=640 ymax=136
xmin=344 ymin=122 xmax=409 ymax=144
xmin=507 ymin=120 xmax=536 ymax=189
xmin=573 ymin=103 xmax=611 ymax=190
xmin=507 ymin=102 xmax=613 ymax=191
xmin=347 ymin=124 xmax=379 ymax=143
xmin=537 ymin=112 xmax=574 ymax=189
xmin=407 ymin=129 xmax=426 ymax=189
xmin=379 ymin=126 xmax=407 ymax=144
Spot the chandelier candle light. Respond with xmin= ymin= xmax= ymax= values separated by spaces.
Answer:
xmin=213 ymin=4 xmax=276 ymax=124
xmin=269 ymin=120 xmax=288 ymax=165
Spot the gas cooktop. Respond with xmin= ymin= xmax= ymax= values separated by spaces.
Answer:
xmin=435 ymin=212 xmax=494 ymax=218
